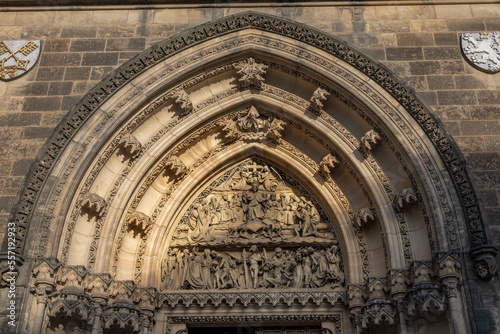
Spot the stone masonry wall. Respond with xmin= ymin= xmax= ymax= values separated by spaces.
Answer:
xmin=0 ymin=4 xmax=499 ymax=331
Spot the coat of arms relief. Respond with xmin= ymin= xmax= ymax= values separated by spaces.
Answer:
xmin=162 ymin=158 xmax=344 ymax=291
xmin=0 ymin=40 xmax=40 ymax=80
xmin=461 ymin=32 xmax=500 ymax=74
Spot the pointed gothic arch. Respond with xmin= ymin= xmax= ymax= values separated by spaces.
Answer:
xmin=11 ymin=11 xmax=497 ymax=334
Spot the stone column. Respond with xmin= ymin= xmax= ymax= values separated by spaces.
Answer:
xmin=442 ymin=279 xmax=467 ymax=334
xmin=90 ymin=301 xmax=104 ymax=334
xmin=31 ymin=286 xmax=52 ymax=334
xmin=438 ymin=255 xmax=467 ymax=334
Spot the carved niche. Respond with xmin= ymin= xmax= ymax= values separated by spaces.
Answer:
xmin=162 ymin=159 xmax=344 ymax=291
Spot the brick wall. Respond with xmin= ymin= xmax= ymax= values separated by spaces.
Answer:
xmin=0 ymin=4 xmax=499 ymax=246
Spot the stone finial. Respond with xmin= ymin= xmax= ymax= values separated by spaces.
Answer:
xmin=118 ymin=134 xmax=142 ymax=159
xmin=234 ymin=57 xmax=268 ymax=90
xmin=310 ymin=87 xmax=330 ymax=114
xmin=393 ymin=188 xmax=417 ymax=209
xmin=173 ymin=89 xmax=193 ymax=115
xmin=360 ymin=129 xmax=381 ymax=152
xmin=80 ymin=193 xmax=107 ymax=221
xmin=319 ymin=154 xmax=339 ymax=179
xmin=353 ymin=207 xmax=376 ymax=227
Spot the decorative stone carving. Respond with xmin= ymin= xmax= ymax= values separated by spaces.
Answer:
xmin=353 ymin=207 xmax=376 ymax=227
xmin=173 ymin=89 xmax=193 ymax=115
xmin=110 ymin=281 xmax=135 ymax=303
xmin=47 ymin=287 xmax=93 ymax=326
xmin=361 ymin=299 xmax=397 ymax=329
xmin=85 ymin=273 xmax=112 ymax=299
xmin=471 ymin=245 xmax=498 ymax=280
xmin=461 ymin=32 xmax=500 ymax=73
xmin=164 ymin=155 xmax=187 ymax=179
xmin=57 ymin=265 xmax=88 ymax=288
xmin=221 ymin=106 xmax=287 ymax=142
xmin=406 ymin=284 xmax=445 ymax=319
xmin=389 ymin=270 xmax=409 ymax=297
xmin=310 ymin=87 xmax=330 ymax=114
xmin=102 ymin=303 xmax=142 ymax=333
xmin=234 ymin=57 xmax=268 ymax=90
xmin=359 ymin=129 xmax=381 ymax=152
xmin=80 ymin=193 xmax=107 ymax=221
xmin=158 ymin=290 xmax=345 ymax=308
xmin=0 ymin=40 xmax=40 ymax=80
xmin=412 ymin=262 xmax=434 ymax=284
xmin=117 ymin=134 xmax=142 ymax=160
xmin=171 ymin=159 xmax=337 ymax=249
xmin=393 ymin=188 xmax=417 ymax=209
xmin=134 ymin=287 xmax=157 ymax=312
xmin=318 ymin=154 xmax=339 ymax=179
xmin=126 ymin=211 xmax=152 ymax=237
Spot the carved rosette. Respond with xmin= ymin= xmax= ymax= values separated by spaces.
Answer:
xmin=310 ymin=87 xmax=330 ymax=114
xmin=234 ymin=57 xmax=268 ymax=90
xmin=80 ymin=193 xmax=107 ymax=221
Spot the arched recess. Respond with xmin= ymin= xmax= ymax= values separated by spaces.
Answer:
xmin=8 ymin=11 xmax=497 ymax=334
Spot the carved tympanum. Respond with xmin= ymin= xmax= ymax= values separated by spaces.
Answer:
xmin=163 ymin=159 xmax=343 ymax=291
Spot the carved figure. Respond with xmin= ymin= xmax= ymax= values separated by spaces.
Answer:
xmin=248 ymin=245 xmax=262 ymax=288
xmin=188 ymin=202 xmax=214 ymax=243
xmin=237 ymin=105 xmax=269 ymax=132
xmin=243 ymin=182 xmax=267 ymax=222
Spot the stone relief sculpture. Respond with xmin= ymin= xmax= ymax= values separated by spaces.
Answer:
xmin=161 ymin=244 xmax=344 ymax=291
xmin=163 ymin=159 xmax=343 ymax=291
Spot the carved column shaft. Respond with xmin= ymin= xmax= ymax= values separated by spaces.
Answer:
xmin=443 ymin=279 xmax=467 ymax=334
xmin=32 ymin=287 xmax=50 ymax=334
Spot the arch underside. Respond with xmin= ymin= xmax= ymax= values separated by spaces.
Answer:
xmin=17 ymin=13 xmax=487 ymax=334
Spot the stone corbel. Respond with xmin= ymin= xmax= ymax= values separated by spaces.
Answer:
xmin=117 ymin=134 xmax=142 ymax=160
xmin=353 ymin=207 xmax=376 ymax=227
xmin=85 ymin=273 xmax=112 ymax=301
xmin=309 ymin=87 xmax=330 ymax=114
xmin=173 ymin=89 xmax=193 ymax=115
xmin=471 ymin=245 xmax=498 ymax=280
xmin=80 ymin=193 xmax=107 ymax=221
xmin=126 ymin=211 xmax=152 ymax=238
xmin=318 ymin=154 xmax=339 ymax=179
xmin=389 ymin=270 xmax=410 ymax=298
xmin=393 ymin=188 xmax=417 ymax=209
xmin=234 ymin=57 xmax=268 ymax=90
xmin=359 ymin=129 xmax=381 ymax=153
xmin=134 ymin=287 xmax=157 ymax=313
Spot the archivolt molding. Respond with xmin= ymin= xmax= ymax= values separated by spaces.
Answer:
xmin=10 ymin=21 xmax=496 ymax=334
